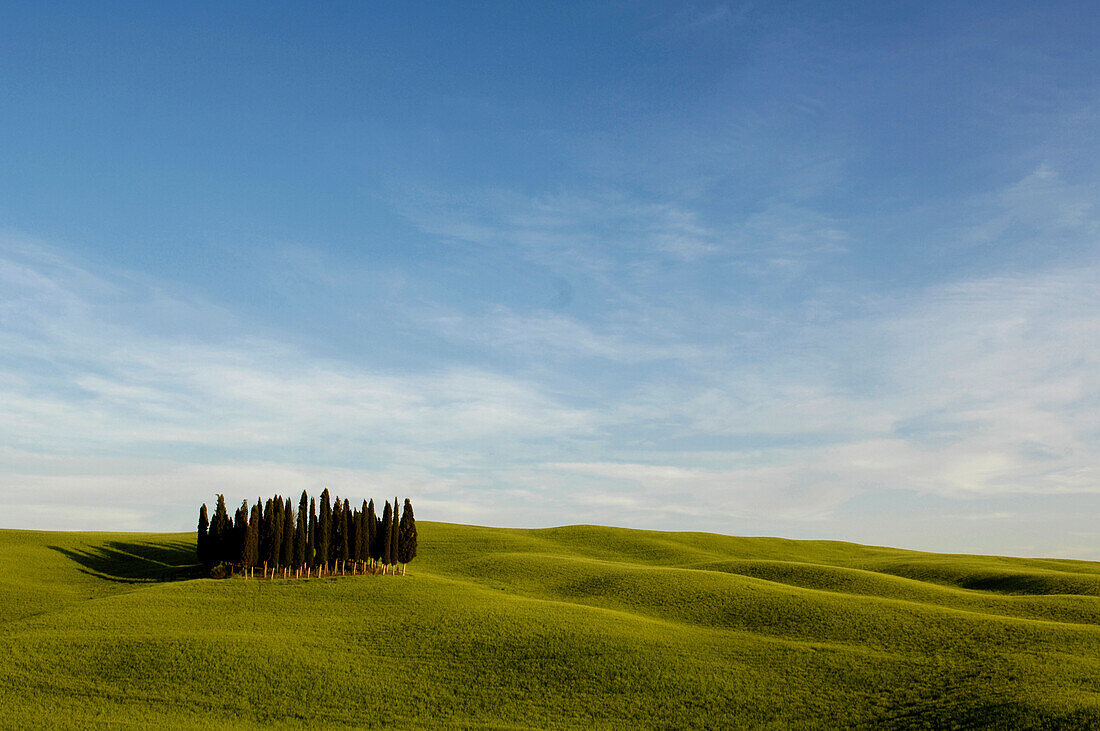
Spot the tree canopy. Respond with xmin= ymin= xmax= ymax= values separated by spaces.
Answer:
xmin=195 ymin=491 xmax=417 ymax=578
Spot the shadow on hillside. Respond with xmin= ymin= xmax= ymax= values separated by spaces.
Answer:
xmin=48 ymin=539 xmax=202 ymax=583
xmin=958 ymin=573 xmax=1099 ymax=596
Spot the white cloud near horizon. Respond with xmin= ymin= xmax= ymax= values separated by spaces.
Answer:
xmin=1 ymin=180 xmax=1098 ymax=557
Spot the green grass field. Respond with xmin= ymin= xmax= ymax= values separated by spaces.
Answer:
xmin=1 ymin=523 xmax=1098 ymax=728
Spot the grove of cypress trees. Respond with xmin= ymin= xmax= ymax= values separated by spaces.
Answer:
xmin=195 ymin=491 xmax=417 ymax=577
xmin=398 ymin=498 xmax=417 ymax=573
xmin=294 ymin=491 xmax=308 ymax=568
xmin=380 ymin=501 xmax=393 ymax=568
xmin=197 ymin=504 xmax=210 ymax=565
xmin=318 ymin=488 xmax=332 ymax=570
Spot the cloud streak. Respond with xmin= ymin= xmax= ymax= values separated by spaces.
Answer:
xmin=2 ymin=163 xmax=1099 ymax=559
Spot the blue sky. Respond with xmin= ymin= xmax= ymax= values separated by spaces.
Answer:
xmin=2 ymin=2 xmax=1099 ymax=557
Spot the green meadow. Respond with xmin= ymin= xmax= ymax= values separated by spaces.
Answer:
xmin=1 ymin=523 xmax=1098 ymax=729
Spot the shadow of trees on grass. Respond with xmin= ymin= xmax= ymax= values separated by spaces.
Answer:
xmin=49 ymin=539 xmax=202 ymax=583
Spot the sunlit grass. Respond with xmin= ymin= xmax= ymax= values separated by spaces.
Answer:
xmin=1 ymin=523 xmax=1097 ymax=728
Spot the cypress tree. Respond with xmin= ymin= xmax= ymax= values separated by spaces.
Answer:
xmin=389 ymin=496 xmax=400 ymax=566
xmin=270 ymin=495 xmax=284 ymax=567
xmin=244 ymin=502 xmax=261 ymax=568
xmin=294 ymin=491 xmax=308 ymax=568
xmin=281 ymin=497 xmax=294 ymax=567
xmin=207 ymin=504 xmax=219 ymax=564
xmin=398 ymin=498 xmax=418 ymax=572
xmin=258 ymin=500 xmax=267 ymax=565
xmin=332 ymin=497 xmax=344 ymax=563
xmin=380 ymin=501 xmax=393 ymax=567
xmin=197 ymin=504 xmax=210 ymax=565
xmin=233 ymin=502 xmax=245 ymax=566
xmin=366 ymin=499 xmax=378 ymax=562
xmin=230 ymin=503 xmax=239 ymax=564
xmin=318 ymin=488 xmax=332 ymax=570
xmin=340 ymin=498 xmax=351 ymax=564
xmin=358 ymin=500 xmax=369 ymax=563
xmin=235 ymin=502 xmax=249 ymax=564
xmin=221 ymin=496 xmax=234 ymax=562
xmin=212 ymin=494 xmax=231 ymax=564
xmin=308 ymin=497 xmax=317 ymax=569
xmin=261 ymin=498 xmax=274 ymax=566
xmin=349 ymin=507 xmax=360 ymax=563
xmin=255 ymin=496 xmax=264 ymax=554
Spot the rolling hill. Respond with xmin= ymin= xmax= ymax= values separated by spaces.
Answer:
xmin=0 ymin=523 xmax=1098 ymax=728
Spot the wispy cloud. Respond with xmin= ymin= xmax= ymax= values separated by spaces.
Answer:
xmin=0 ymin=238 xmax=599 ymax=527
xmin=962 ymin=165 xmax=1099 ymax=254
xmin=396 ymin=185 xmax=722 ymax=267
xmin=2 ymin=166 xmax=1098 ymax=557
xmin=421 ymin=306 xmax=708 ymax=366
xmin=650 ymin=3 xmax=751 ymax=37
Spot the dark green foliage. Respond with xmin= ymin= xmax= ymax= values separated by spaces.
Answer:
xmin=294 ymin=491 xmax=308 ymax=568
xmin=340 ymin=499 xmax=351 ymax=563
xmin=331 ymin=496 xmax=342 ymax=563
xmin=272 ymin=496 xmax=285 ymax=567
xmin=243 ymin=503 xmax=260 ymax=568
xmin=367 ymin=499 xmax=379 ymax=561
xmin=375 ymin=517 xmax=383 ymax=559
xmin=308 ymin=497 xmax=317 ymax=568
xmin=260 ymin=498 xmax=274 ymax=565
xmin=281 ymin=497 xmax=294 ymax=567
xmin=389 ymin=496 xmax=400 ymax=566
xmin=196 ymin=504 xmax=209 ymax=565
xmin=349 ymin=508 xmax=360 ymax=563
xmin=398 ymin=499 xmax=417 ymax=566
xmin=380 ymin=501 xmax=393 ymax=566
xmin=264 ymin=497 xmax=276 ymax=566
xmin=358 ymin=501 xmax=369 ymax=562
xmin=208 ymin=561 xmax=232 ymax=579
xmin=192 ymin=491 xmax=418 ymax=573
xmin=211 ymin=495 xmax=231 ymax=564
xmin=255 ymin=497 xmax=264 ymax=554
xmin=234 ymin=502 xmax=248 ymax=564
xmin=318 ymin=489 xmax=332 ymax=569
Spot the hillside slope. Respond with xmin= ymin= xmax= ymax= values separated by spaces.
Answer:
xmin=0 ymin=523 xmax=1097 ymax=728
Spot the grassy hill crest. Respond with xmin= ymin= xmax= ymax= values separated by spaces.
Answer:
xmin=1 ymin=522 xmax=1098 ymax=728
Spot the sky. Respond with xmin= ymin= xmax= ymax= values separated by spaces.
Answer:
xmin=1 ymin=1 xmax=1098 ymax=558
